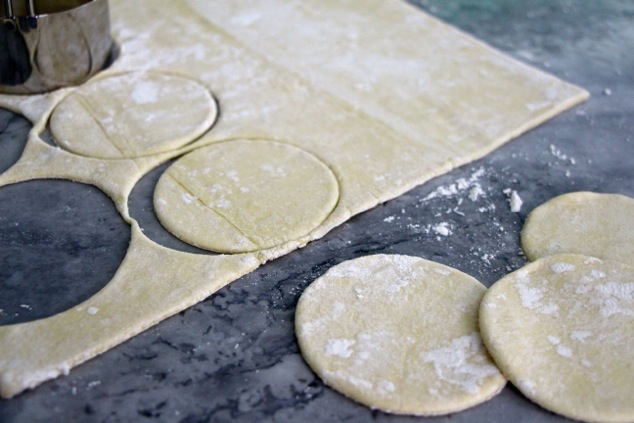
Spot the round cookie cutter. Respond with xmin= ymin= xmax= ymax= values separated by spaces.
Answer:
xmin=0 ymin=0 xmax=113 ymax=94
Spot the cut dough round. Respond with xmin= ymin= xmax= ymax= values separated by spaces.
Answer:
xmin=480 ymin=254 xmax=634 ymax=423
xmin=50 ymin=72 xmax=217 ymax=159
xmin=154 ymin=139 xmax=339 ymax=253
xmin=522 ymin=192 xmax=634 ymax=263
xmin=295 ymin=254 xmax=505 ymax=416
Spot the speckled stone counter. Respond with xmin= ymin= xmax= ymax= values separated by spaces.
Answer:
xmin=1 ymin=1 xmax=633 ymax=422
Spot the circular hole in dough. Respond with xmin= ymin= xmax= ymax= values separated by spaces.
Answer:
xmin=0 ymin=108 xmax=30 ymax=175
xmin=0 ymin=180 xmax=130 ymax=325
xmin=295 ymin=254 xmax=505 ymax=416
xmin=128 ymin=160 xmax=213 ymax=255
xmin=49 ymin=71 xmax=218 ymax=159
xmin=521 ymin=191 xmax=634 ymax=264
xmin=153 ymin=139 xmax=340 ymax=254
xmin=479 ymin=254 xmax=634 ymax=423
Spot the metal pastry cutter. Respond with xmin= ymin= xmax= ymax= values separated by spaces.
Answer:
xmin=1 ymin=0 xmax=113 ymax=94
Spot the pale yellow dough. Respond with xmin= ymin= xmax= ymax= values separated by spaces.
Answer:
xmin=295 ymin=255 xmax=506 ymax=415
xmin=480 ymin=254 xmax=634 ymax=423
xmin=50 ymin=72 xmax=218 ymax=159
xmin=154 ymin=139 xmax=339 ymax=253
xmin=522 ymin=191 xmax=634 ymax=264
xmin=0 ymin=0 xmax=587 ymax=398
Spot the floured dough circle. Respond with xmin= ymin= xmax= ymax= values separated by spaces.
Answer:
xmin=50 ymin=72 xmax=217 ymax=159
xmin=522 ymin=192 xmax=634 ymax=264
xmin=154 ymin=139 xmax=339 ymax=253
xmin=480 ymin=254 xmax=634 ymax=423
xmin=295 ymin=254 xmax=505 ymax=416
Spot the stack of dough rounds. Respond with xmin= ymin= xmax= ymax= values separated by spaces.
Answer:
xmin=295 ymin=254 xmax=505 ymax=416
xmin=480 ymin=192 xmax=634 ymax=422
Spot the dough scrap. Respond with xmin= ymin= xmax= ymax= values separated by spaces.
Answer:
xmin=50 ymin=72 xmax=218 ymax=159
xmin=154 ymin=139 xmax=339 ymax=253
xmin=521 ymin=192 xmax=634 ymax=264
xmin=295 ymin=254 xmax=506 ymax=415
xmin=479 ymin=254 xmax=634 ymax=423
xmin=0 ymin=0 xmax=587 ymax=398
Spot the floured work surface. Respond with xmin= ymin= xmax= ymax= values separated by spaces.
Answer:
xmin=0 ymin=0 xmax=587 ymax=398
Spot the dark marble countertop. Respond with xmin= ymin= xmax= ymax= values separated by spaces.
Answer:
xmin=1 ymin=1 xmax=633 ymax=422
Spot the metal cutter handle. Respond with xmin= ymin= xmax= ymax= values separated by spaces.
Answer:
xmin=2 ymin=0 xmax=38 ymax=31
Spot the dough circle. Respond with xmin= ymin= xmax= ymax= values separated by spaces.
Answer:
xmin=50 ymin=72 xmax=218 ymax=159
xmin=153 ymin=139 xmax=339 ymax=253
xmin=521 ymin=192 xmax=634 ymax=264
xmin=295 ymin=254 xmax=505 ymax=416
xmin=479 ymin=254 xmax=634 ymax=423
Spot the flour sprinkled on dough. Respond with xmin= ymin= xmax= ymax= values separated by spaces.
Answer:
xmin=154 ymin=140 xmax=339 ymax=253
xmin=131 ymin=80 xmax=159 ymax=105
xmin=551 ymin=262 xmax=576 ymax=274
xmin=296 ymin=255 xmax=505 ymax=416
xmin=422 ymin=333 xmax=501 ymax=396
xmin=480 ymin=254 xmax=634 ymax=422
xmin=50 ymin=72 xmax=218 ymax=159
xmin=326 ymin=339 xmax=356 ymax=358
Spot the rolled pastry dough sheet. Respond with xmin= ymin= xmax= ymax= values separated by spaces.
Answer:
xmin=480 ymin=254 xmax=634 ymax=423
xmin=295 ymin=254 xmax=505 ymax=416
xmin=522 ymin=192 xmax=634 ymax=264
xmin=50 ymin=72 xmax=218 ymax=159
xmin=154 ymin=139 xmax=339 ymax=253
xmin=0 ymin=0 xmax=587 ymax=398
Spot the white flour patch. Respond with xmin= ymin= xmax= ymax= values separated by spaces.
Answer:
xmin=377 ymin=380 xmax=396 ymax=394
xmin=326 ymin=339 xmax=356 ymax=358
xmin=469 ymin=185 xmax=485 ymax=202
xmin=131 ymin=80 xmax=159 ymax=104
xmin=334 ymin=373 xmax=373 ymax=391
xmin=432 ymin=222 xmax=451 ymax=237
xmin=327 ymin=264 xmax=373 ymax=280
xmin=595 ymin=283 xmax=634 ymax=301
xmin=224 ymin=170 xmax=240 ymax=184
xmin=518 ymin=284 xmax=544 ymax=309
xmin=423 ymin=167 xmax=486 ymax=202
xmin=556 ymin=345 xmax=573 ymax=358
xmin=551 ymin=262 xmax=576 ymax=274
xmin=526 ymin=100 xmax=552 ymax=112
xmin=230 ymin=11 xmax=262 ymax=27
xmin=571 ymin=330 xmax=593 ymax=343
xmin=214 ymin=199 xmax=231 ymax=209
xmin=503 ymin=189 xmax=523 ymax=212
xmin=422 ymin=333 xmax=502 ymax=395
xmin=514 ymin=276 xmax=559 ymax=315
xmin=592 ymin=283 xmax=634 ymax=317
xmin=260 ymin=164 xmax=287 ymax=177
xmin=434 ymin=267 xmax=451 ymax=276
xmin=549 ymin=144 xmax=576 ymax=165
xmin=182 ymin=193 xmax=196 ymax=204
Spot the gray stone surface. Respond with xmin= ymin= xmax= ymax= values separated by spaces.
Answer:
xmin=0 ymin=0 xmax=632 ymax=421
